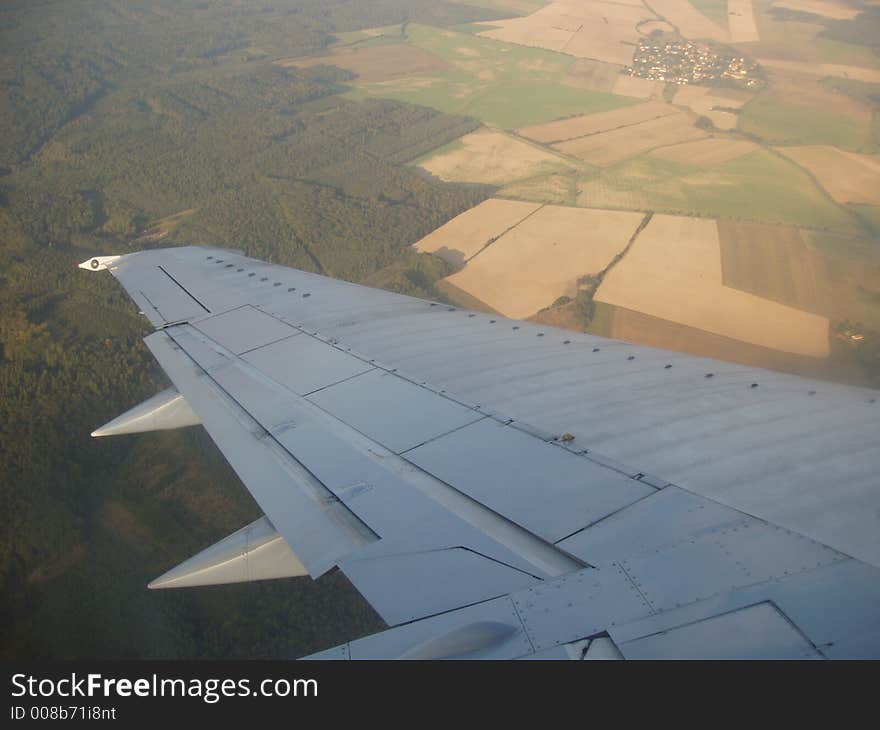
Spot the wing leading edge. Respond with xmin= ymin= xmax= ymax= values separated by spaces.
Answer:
xmin=81 ymin=247 xmax=880 ymax=659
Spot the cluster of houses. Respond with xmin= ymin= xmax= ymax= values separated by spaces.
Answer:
xmin=623 ymin=38 xmax=764 ymax=88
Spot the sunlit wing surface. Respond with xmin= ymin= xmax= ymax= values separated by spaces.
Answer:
xmin=81 ymin=247 xmax=880 ymax=660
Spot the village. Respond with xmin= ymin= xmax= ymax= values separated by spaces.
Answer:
xmin=623 ymin=37 xmax=765 ymax=88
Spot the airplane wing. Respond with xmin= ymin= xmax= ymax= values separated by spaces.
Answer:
xmin=80 ymin=246 xmax=880 ymax=659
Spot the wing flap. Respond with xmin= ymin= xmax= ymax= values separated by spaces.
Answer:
xmin=340 ymin=548 xmax=539 ymax=626
xmin=144 ymin=329 xmax=377 ymax=577
xmin=160 ymin=324 xmax=581 ymax=578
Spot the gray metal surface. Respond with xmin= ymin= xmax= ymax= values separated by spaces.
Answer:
xmin=619 ymin=602 xmax=823 ymax=660
xmin=91 ymin=387 xmax=200 ymax=437
xmin=194 ymin=305 xmax=298 ymax=354
xmin=112 ymin=262 xmax=209 ymax=326
xmin=160 ymin=324 xmax=582 ymax=623
xmin=144 ymin=329 xmax=376 ymax=576
xmin=557 ymin=486 xmax=744 ymax=565
xmin=84 ymin=247 xmax=880 ymax=659
xmin=340 ymin=548 xmax=538 ymax=625
xmin=406 ymin=418 xmax=655 ymax=543
xmin=307 ymin=368 xmax=483 ymax=454
xmin=619 ymin=519 xmax=844 ymax=613
xmin=510 ymin=566 xmax=655 ymax=651
xmin=149 ymin=515 xmax=307 ymax=588
xmin=321 ymin=597 xmax=534 ymax=660
xmin=242 ymin=333 xmax=373 ymax=396
xmin=609 ymin=558 xmax=880 ymax=659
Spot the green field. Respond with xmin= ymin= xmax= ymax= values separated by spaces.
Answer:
xmin=688 ymin=0 xmax=729 ymax=28
xmin=852 ymin=204 xmax=880 ymax=238
xmin=577 ymin=150 xmax=862 ymax=233
xmin=449 ymin=0 xmax=547 ymax=16
xmin=343 ymin=24 xmax=639 ymax=129
xmin=739 ymin=94 xmax=875 ymax=151
xmin=585 ymin=300 xmax=615 ymax=337
xmin=500 ymin=169 xmax=581 ymax=205
xmin=809 ymin=229 xmax=880 ymax=262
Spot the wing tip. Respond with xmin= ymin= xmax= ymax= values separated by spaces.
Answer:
xmin=78 ymin=255 xmax=121 ymax=272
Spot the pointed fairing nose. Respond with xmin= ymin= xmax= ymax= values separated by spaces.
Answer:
xmin=91 ymin=387 xmax=200 ymax=437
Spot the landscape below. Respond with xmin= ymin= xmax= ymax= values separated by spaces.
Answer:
xmin=1 ymin=0 xmax=879 ymax=660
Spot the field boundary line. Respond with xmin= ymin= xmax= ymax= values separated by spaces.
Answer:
xmin=465 ymin=203 xmax=547 ymax=264
xmin=520 ymin=108 xmax=679 ymax=145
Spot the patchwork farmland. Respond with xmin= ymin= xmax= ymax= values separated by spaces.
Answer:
xmin=416 ymin=204 xmax=645 ymax=318
xmin=277 ymin=0 xmax=880 ymax=381
xmin=593 ymin=214 xmax=831 ymax=357
xmin=415 ymin=128 xmax=574 ymax=185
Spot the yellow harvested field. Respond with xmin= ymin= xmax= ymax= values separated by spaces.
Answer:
xmin=646 ymin=0 xmax=729 ymax=42
xmin=562 ymin=59 xmax=620 ymax=92
xmin=413 ymin=199 xmax=542 ymax=266
xmin=770 ymin=1 xmax=860 ymax=19
xmin=673 ymin=85 xmax=752 ymax=130
xmin=612 ymin=73 xmax=664 ymax=100
xmin=558 ymin=25 xmax=640 ymax=66
xmin=499 ymin=171 xmax=577 ymax=205
xmin=445 ymin=205 xmax=645 ymax=318
xmin=595 ymin=214 xmax=830 ymax=357
xmin=277 ymin=44 xmax=449 ymax=82
xmin=559 ymin=59 xmax=661 ymax=98
xmin=518 ymin=101 xmax=676 ymax=143
xmin=608 ymin=305 xmax=834 ymax=378
xmin=486 ymin=22 xmax=574 ymax=53
xmin=554 ymin=112 xmax=709 ymax=166
xmin=417 ymin=129 xmax=573 ymax=185
xmin=651 ymin=137 xmax=759 ymax=165
xmin=728 ymin=0 xmax=760 ymax=43
xmin=776 ymin=146 xmax=880 ymax=205
xmin=757 ymin=59 xmax=880 ymax=84
xmin=479 ymin=1 xmax=653 ymax=65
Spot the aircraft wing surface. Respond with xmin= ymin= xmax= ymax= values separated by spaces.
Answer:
xmin=80 ymin=246 xmax=880 ymax=659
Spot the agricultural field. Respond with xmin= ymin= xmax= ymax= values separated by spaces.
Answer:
xmin=770 ymin=1 xmax=860 ymax=20
xmin=276 ymin=0 xmax=880 ymax=376
xmin=607 ymin=304 xmax=839 ymax=378
xmin=415 ymin=128 xmax=575 ymax=185
xmin=412 ymin=198 xmax=542 ymax=265
xmin=476 ymin=0 xmax=656 ymax=65
xmin=728 ymin=0 xmax=760 ymax=43
xmin=449 ymin=0 xmax=548 ymax=16
xmin=517 ymin=102 xmax=677 ymax=144
xmin=777 ymin=146 xmax=880 ymax=206
xmin=673 ymin=85 xmax=753 ymax=130
xmin=277 ymin=43 xmax=451 ymax=82
xmin=612 ymin=73 xmax=666 ymax=100
xmin=338 ymin=24 xmax=639 ymax=130
xmin=647 ymin=0 xmax=729 ymax=42
xmin=750 ymin=2 xmax=878 ymax=68
xmin=441 ymin=205 xmax=645 ymax=318
xmin=689 ymin=0 xmax=731 ymax=28
xmin=718 ymin=220 xmax=880 ymax=330
xmin=577 ymin=149 xmax=866 ymax=233
xmin=561 ymin=59 xmax=664 ymax=99
xmin=498 ymin=169 xmax=580 ymax=205
xmin=554 ymin=111 xmax=709 ymax=166
xmin=853 ymin=205 xmax=880 ymax=238
xmin=594 ymin=214 xmax=831 ymax=356
xmin=650 ymin=137 xmax=758 ymax=165
xmin=739 ymin=85 xmax=876 ymax=151
xmin=757 ymin=59 xmax=880 ymax=85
